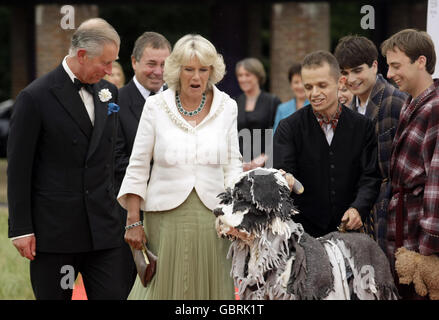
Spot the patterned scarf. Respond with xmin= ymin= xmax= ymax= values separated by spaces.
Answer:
xmin=313 ymin=104 xmax=342 ymax=130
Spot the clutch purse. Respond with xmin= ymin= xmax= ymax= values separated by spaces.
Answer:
xmin=130 ymin=244 xmax=158 ymax=287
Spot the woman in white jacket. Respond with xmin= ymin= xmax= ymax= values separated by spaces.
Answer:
xmin=117 ymin=34 xmax=243 ymax=299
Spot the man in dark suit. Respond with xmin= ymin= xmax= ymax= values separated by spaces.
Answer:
xmin=116 ymin=32 xmax=171 ymax=182
xmin=7 ymin=18 xmax=128 ymax=300
xmin=274 ymin=50 xmax=381 ymax=238
xmin=115 ymin=32 xmax=171 ymax=296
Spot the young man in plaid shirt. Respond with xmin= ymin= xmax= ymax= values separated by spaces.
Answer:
xmin=381 ymin=29 xmax=439 ymax=299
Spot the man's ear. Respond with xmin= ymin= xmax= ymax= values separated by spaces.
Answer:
xmin=131 ymin=55 xmax=137 ymax=73
xmin=372 ymin=60 xmax=378 ymax=73
xmin=416 ymin=55 xmax=427 ymax=70
xmin=77 ymin=49 xmax=87 ymax=64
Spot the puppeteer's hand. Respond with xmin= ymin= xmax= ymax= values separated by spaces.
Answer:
xmin=279 ymin=169 xmax=304 ymax=195
xmin=12 ymin=235 xmax=36 ymax=261
xmin=341 ymin=207 xmax=363 ymax=230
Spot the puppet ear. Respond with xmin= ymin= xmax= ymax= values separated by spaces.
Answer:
xmin=280 ymin=187 xmax=299 ymax=218
xmin=249 ymin=169 xmax=281 ymax=213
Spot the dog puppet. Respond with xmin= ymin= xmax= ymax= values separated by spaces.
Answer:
xmin=214 ymin=168 xmax=398 ymax=300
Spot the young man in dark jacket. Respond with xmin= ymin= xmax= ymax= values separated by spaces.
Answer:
xmin=274 ymin=50 xmax=381 ymax=238
xmin=334 ymin=36 xmax=408 ymax=249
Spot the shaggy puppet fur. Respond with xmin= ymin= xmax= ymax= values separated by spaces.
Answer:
xmin=214 ymin=168 xmax=398 ymax=300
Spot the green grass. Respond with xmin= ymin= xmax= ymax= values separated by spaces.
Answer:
xmin=0 ymin=207 xmax=35 ymax=299
xmin=0 ymin=159 xmax=34 ymax=299
xmin=0 ymin=159 xmax=6 ymax=204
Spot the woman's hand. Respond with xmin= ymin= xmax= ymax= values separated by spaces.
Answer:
xmin=124 ymin=193 xmax=147 ymax=250
xmin=124 ymin=225 xmax=147 ymax=250
xmin=243 ymin=154 xmax=268 ymax=172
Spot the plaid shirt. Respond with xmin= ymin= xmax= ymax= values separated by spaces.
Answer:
xmin=387 ymin=79 xmax=439 ymax=261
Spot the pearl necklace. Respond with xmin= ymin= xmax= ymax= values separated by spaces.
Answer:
xmin=176 ymin=92 xmax=206 ymax=117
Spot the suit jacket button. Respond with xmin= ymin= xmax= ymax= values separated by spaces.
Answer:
xmin=72 ymin=139 xmax=78 ymax=145
xmin=330 ymin=164 xmax=335 ymax=169
xmin=85 ymin=190 xmax=89 ymax=195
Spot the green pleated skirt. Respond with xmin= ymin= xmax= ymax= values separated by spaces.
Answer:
xmin=128 ymin=189 xmax=235 ymax=300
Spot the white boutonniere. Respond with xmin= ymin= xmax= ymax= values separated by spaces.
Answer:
xmin=98 ymin=88 xmax=112 ymax=102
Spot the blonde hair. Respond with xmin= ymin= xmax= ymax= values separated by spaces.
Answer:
xmin=104 ymin=61 xmax=126 ymax=88
xmin=163 ymin=34 xmax=225 ymax=91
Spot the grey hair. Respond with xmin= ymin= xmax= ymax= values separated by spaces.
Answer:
xmin=132 ymin=31 xmax=171 ymax=62
xmin=69 ymin=18 xmax=120 ymax=57
xmin=163 ymin=34 xmax=225 ymax=91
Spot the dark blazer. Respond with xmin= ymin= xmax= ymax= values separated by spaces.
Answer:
xmin=114 ymin=79 xmax=146 ymax=189
xmin=273 ymin=105 xmax=381 ymax=235
xmin=7 ymin=64 xmax=122 ymax=253
xmin=236 ymin=91 xmax=281 ymax=162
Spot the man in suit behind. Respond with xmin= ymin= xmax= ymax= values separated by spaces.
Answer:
xmin=7 ymin=18 xmax=128 ymax=299
xmin=274 ymin=50 xmax=381 ymax=237
xmin=116 ymin=32 xmax=171 ymax=183
xmin=115 ymin=31 xmax=171 ymax=296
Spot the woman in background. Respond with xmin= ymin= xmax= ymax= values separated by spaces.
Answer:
xmin=105 ymin=61 xmax=125 ymax=88
xmin=338 ymin=78 xmax=354 ymax=107
xmin=235 ymin=57 xmax=281 ymax=170
xmin=273 ymin=63 xmax=308 ymax=132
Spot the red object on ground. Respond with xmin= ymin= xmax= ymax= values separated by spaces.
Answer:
xmin=71 ymin=274 xmax=87 ymax=300
xmin=71 ymin=274 xmax=238 ymax=300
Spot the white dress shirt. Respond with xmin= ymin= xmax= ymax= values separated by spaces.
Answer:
xmin=62 ymin=56 xmax=95 ymax=125
xmin=133 ymin=75 xmax=164 ymax=100
xmin=355 ymin=96 xmax=368 ymax=116
xmin=320 ymin=122 xmax=335 ymax=145
xmin=118 ymin=86 xmax=243 ymax=212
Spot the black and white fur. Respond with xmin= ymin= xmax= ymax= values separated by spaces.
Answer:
xmin=214 ymin=168 xmax=398 ymax=300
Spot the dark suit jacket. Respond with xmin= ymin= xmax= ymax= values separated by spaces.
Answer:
xmin=273 ymin=105 xmax=381 ymax=233
xmin=7 ymin=64 xmax=122 ymax=253
xmin=115 ymin=79 xmax=146 ymax=191
xmin=115 ymin=79 xmax=165 ymax=192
